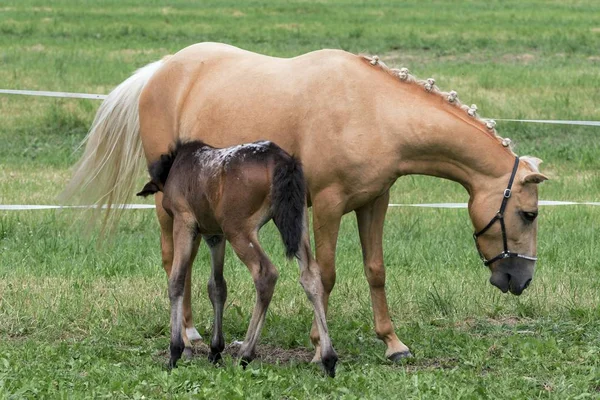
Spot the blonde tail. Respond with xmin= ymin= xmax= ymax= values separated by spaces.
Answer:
xmin=61 ymin=59 xmax=165 ymax=234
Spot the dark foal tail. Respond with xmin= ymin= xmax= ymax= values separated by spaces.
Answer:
xmin=135 ymin=143 xmax=180 ymax=197
xmin=271 ymin=154 xmax=306 ymax=259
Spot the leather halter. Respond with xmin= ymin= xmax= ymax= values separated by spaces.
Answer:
xmin=473 ymin=157 xmax=538 ymax=266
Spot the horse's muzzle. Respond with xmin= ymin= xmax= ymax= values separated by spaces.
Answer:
xmin=489 ymin=260 xmax=535 ymax=296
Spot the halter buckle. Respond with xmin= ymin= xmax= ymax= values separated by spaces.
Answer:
xmin=503 ymin=188 xmax=512 ymax=198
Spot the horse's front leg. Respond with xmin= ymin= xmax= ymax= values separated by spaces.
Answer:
xmin=355 ymin=190 xmax=412 ymax=361
xmin=297 ymin=210 xmax=337 ymax=377
xmin=156 ymin=192 xmax=202 ymax=353
xmin=309 ymin=189 xmax=344 ymax=363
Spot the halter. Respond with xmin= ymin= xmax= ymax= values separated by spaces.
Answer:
xmin=473 ymin=157 xmax=538 ymax=266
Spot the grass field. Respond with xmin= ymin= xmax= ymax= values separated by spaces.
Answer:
xmin=1 ymin=1 xmax=599 ymax=398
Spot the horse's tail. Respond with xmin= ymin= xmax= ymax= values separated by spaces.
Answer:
xmin=271 ymin=153 xmax=306 ymax=259
xmin=60 ymin=58 xmax=167 ymax=234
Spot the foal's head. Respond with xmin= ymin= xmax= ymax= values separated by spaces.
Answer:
xmin=469 ymin=157 xmax=548 ymax=295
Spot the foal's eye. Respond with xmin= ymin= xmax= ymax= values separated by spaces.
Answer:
xmin=521 ymin=211 xmax=538 ymax=222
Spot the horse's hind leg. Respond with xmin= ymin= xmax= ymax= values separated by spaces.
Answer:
xmin=355 ymin=190 xmax=412 ymax=362
xmin=204 ymin=235 xmax=227 ymax=363
xmin=167 ymin=215 xmax=198 ymax=368
xmin=297 ymin=213 xmax=338 ymax=377
xmin=156 ymin=193 xmax=202 ymax=348
xmin=228 ymin=233 xmax=279 ymax=366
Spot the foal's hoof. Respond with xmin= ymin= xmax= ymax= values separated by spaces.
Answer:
xmin=168 ymin=358 xmax=179 ymax=370
xmin=239 ymin=356 xmax=253 ymax=369
xmin=321 ymin=354 xmax=338 ymax=378
xmin=208 ymin=352 xmax=222 ymax=364
xmin=388 ymin=350 xmax=414 ymax=363
xmin=183 ymin=347 xmax=193 ymax=360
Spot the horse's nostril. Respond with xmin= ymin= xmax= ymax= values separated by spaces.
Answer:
xmin=523 ymin=278 xmax=532 ymax=290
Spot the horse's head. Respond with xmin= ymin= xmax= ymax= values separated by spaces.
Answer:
xmin=469 ymin=157 xmax=548 ymax=295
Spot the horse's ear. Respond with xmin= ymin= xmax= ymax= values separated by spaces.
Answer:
xmin=521 ymin=173 xmax=548 ymax=185
xmin=136 ymin=181 xmax=160 ymax=197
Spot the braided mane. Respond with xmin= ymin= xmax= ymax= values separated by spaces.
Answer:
xmin=361 ymin=55 xmax=515 ymax=154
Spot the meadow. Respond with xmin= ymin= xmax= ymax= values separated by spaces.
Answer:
xmin=1 ymin=0 xmax=599 ymax=398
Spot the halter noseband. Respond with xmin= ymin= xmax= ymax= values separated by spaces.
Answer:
xmin=473 ymin=157 xmax=538 ymax=266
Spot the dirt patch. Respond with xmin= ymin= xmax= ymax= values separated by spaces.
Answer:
xmin=158 ymin=342 xmax=314 ymax=365
xmin=156 ymin=342 xmax=459 ymax=372
xmin=591 ymin=27 xmax=600 ymax=33
xmin=231 ymin=10 xmax=245 ymax=17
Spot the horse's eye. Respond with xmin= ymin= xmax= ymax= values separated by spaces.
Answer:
xmin=521 ymin=211 xmax=538 ymax=222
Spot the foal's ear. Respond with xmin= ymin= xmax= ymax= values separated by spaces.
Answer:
xmin=136 ymin=181 xmax=160 ymax=197
xmin=521 ymin=173 xmax=549 ymax=185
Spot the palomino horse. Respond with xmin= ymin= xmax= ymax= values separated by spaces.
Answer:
xmin=63 ymin=42 xmax=548 ymax=364
xmin=136 ymin=140 xmax=337 ymax=375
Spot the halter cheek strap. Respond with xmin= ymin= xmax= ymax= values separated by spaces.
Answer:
xmin=473 ymin=157 xmax=538 ymax=266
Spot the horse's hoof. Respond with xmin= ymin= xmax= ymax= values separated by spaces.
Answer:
xmin=186 ymin=327 xmax=203 ymax=342
xmin=240 ymin=356 xmax=252 ymax=369
xmin=208 ymin=352 xmax=222 ymax=364
xmin=321 ymin=353 xmax=338 ymax=378
xmin=168 ymin=358 xmax=178 ymax=370
xmin=388 ymin=351 xmax=413 ymax=363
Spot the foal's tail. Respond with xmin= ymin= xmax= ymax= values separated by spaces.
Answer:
xmin=60 ymin=58 xmax=167 ymax=234
xmin=271 ymin=154 xmax=306 ymax=259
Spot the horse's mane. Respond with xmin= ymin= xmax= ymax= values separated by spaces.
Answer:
xmin=361 ymin=55 xmax=515 ymax=155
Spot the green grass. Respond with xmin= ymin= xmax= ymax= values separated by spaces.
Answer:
xmin=1 ymin=0 xmax=599 ymax=398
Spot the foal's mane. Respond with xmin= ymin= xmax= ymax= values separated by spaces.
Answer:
xmin=360 ymin=55 xmax=516 ymax=155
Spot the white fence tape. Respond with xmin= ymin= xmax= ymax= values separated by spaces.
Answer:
xmin=388 ymin=200 xmax=600 ymax=208
xmin=1 ymin=201 xmax=599 ymax=211
xmin=1 ymin=89 xmax=599 ymax=127
xmin=496 ymin=119 xmax=600 ymax=127
xmin=0 ymin=204 xmax=155 ymax=211
xmin=0 ymin=89 xmax=107 ymax=100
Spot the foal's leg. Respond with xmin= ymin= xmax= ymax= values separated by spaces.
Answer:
xmin=204 ymin=235 xmax=227 ymax=363
xmin=297 ymin=213 xmax=338 ymax=377
xmin=308 ymin=189 xmax=345 ymax=362
xmin=228 ymin=233 xmax=279 ymax=366
xmin=168 ymin=216 xmax=198 ymax=368
xmin=355 ymin=190 xmax=412 ymax=361
xmin=155 ymin=192 xmax=202 ymax=346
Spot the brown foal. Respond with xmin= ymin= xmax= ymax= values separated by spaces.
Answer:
xmin=137 ymin=139 xmax=337 ymax=376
